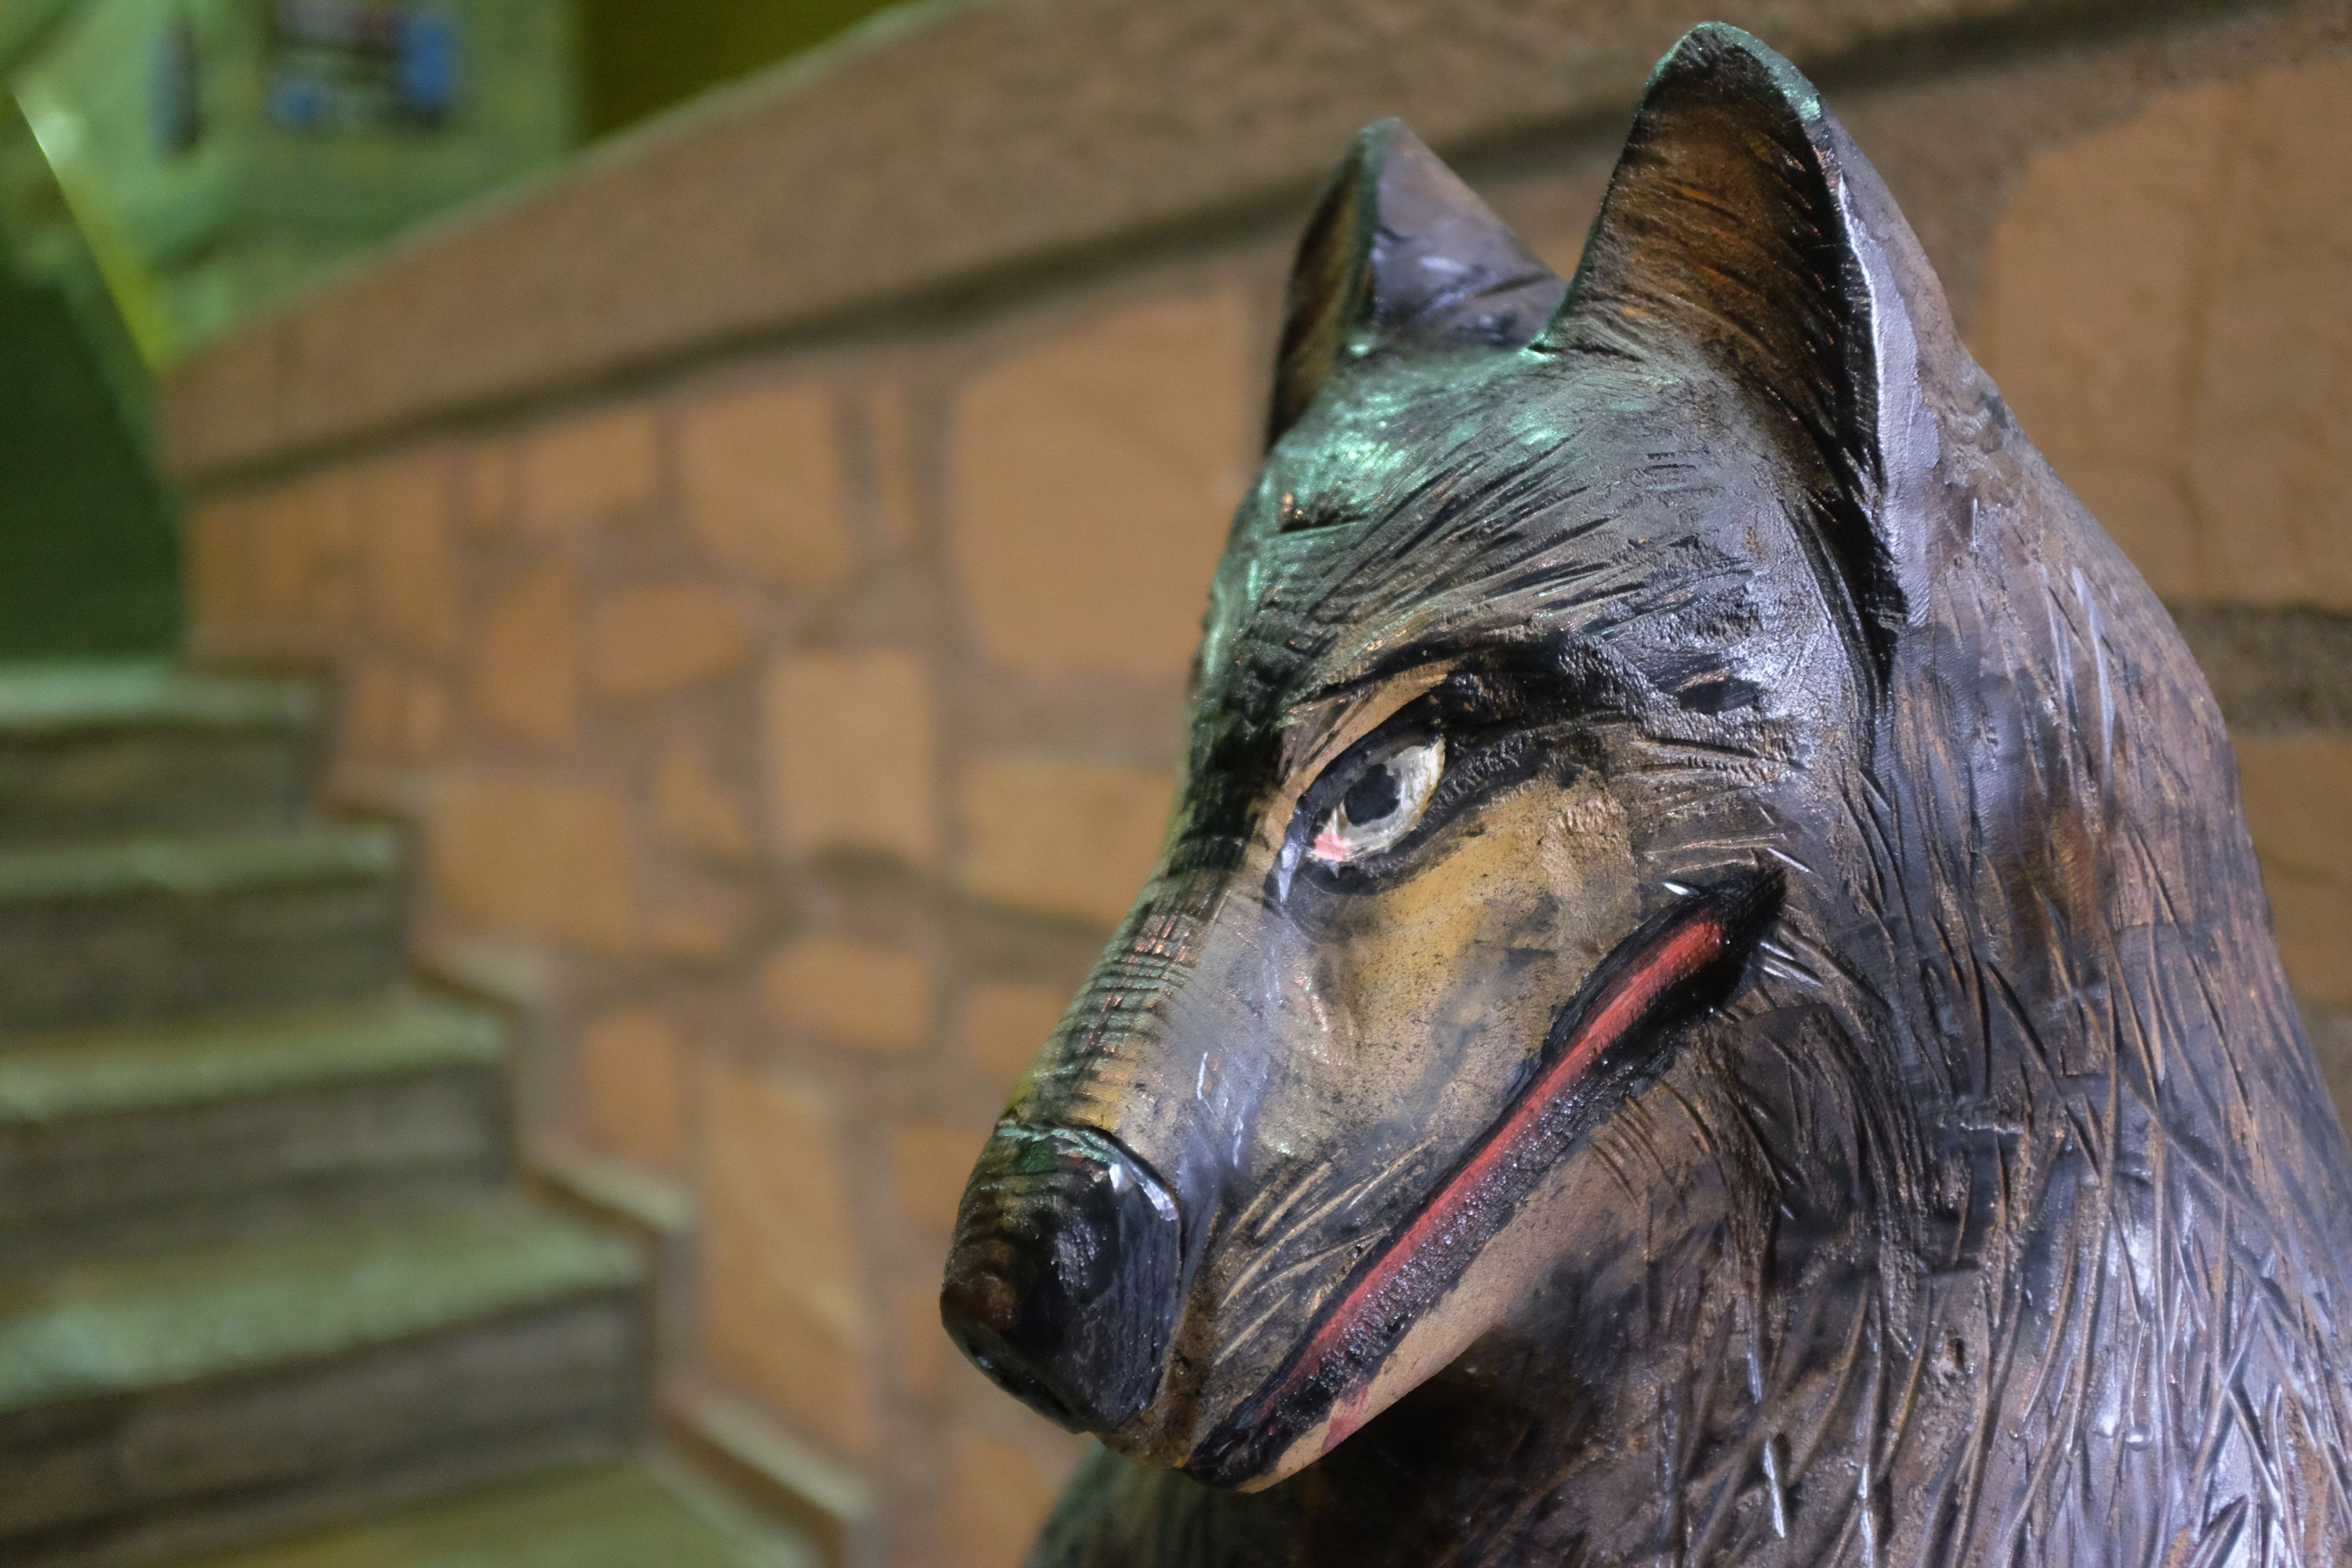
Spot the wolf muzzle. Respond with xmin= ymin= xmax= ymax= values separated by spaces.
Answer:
xmin=941 ymin=1123 xmax=1182 ymax=1432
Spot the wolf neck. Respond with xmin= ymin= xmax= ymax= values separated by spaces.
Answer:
xmin=1555 ymin=466 xmax=2352 ymax=1563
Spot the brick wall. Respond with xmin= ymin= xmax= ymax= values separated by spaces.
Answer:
xmin=183 ymin=268 xmax=1273 ymax=1566
xmin=165 ymin=5 xmax=2352 ymax=1564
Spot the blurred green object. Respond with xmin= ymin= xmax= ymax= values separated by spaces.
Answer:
xmin=0 ymin=263 xmax=178 ymax=656
xmin=575 ymin=0 xmax=920 ymax=136
xmin=0 ymin=89 xmax=176 ymax=658
xmin=7 ymin=0 xmax=576 ymax=363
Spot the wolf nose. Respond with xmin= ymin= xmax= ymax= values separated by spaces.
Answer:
xmin=940 ymin=1123 xmax=1181 ymax=1432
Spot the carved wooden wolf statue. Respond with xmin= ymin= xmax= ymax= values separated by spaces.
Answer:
xmin=941 ymin=24 xmax=2352 ymax=1565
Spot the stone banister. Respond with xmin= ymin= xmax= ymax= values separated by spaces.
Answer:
xmin=158 ymin=0 xmax=2092 ymax=485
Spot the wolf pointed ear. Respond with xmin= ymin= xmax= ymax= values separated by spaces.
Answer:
xmin=1542 ymin=24 xmax=1955 ymax=677
xmin=1268 ymin=120 xmax=1567 ymax=448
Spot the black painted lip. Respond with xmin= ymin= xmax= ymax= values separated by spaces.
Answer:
xmin=942 ymin=1308 xmax=1085 ymax=1428
xmin=1185 ymin=868 xmax=1783 ymax=1486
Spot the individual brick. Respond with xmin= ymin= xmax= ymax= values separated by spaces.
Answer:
xmin=590 ymin=581 xmax=753 ymax=702
xmin=428 ymin=772 xmax=635 ymax=952
xmin=345 ymin=657 xmax=452 ymax=767
xmin=759 ymin=935 xmax=932 ymax=1054
xmin=763 ymin=649 xmax=939 ymax=868
xmin=644 ymin=877 xmax=758 ymax=968
xmin=1973 ymin=61 xmax=2352 ymax=612
xmin=942 ymin=1428 xmax=1083 ymax=1568
xmin=470 ymin=554 xmax=579 ymax=748
xmin=956 ymin=980 xmax=1070 ymax=1083
xmin=956 ymin=753 xmax=1174 ymax=926
xmin=695 ymin=1061 xmax=875 ymax=1460
xmin=185 ymin=489 xmax=260 ymax=631
xmin=891 ymin=1279 xmax=951 ymax=1406
xmin=864 ymin=382 xmax=926 ymax=552
xmin=354 ymin=445 xmax=462 ymax=656
xmin=2235 ymin=731 xmax=2352 ymax=1007
xmin=518 ymin=401 xmax=660 ymax=534
xmin=2185 ymin=56 xmax=2352 ymax=609
xmin=1969 ymin=80 xmax=2234 ymax=603
xmin=886 ymin=1117 xmax=984 ymax=1236
xmin=460 ymin=433 xmax=521 ymax=535
xmin=249 ymin=469 xmax=360 ymax=630
xmin=677 ymin=378 xmax=855 ymax=591
xmin=575 ymin=1006 xmax=691 ymax=1174
xmin=949 ymin=289 xmax=1250 ymax=679
xmin=652 ymin=733 xmax=757 ymax=864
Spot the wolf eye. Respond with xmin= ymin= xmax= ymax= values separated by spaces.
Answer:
xmin=1310 ymin=738 xmax=1444 ymax=865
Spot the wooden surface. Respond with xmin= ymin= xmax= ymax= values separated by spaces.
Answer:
xmin=946 ymin=25 xmax=2352 ymax=1564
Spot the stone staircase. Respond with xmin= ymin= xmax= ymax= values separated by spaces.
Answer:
xmin=0 ymin=666 xmax=786 ymax=1566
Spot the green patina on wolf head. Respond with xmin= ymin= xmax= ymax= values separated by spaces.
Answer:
xmin=943 ymin=24 xmax=2352 ymax=1565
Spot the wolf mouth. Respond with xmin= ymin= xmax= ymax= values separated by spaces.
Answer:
xmin=1185 ymin=868 xmax=1784 ymax=1486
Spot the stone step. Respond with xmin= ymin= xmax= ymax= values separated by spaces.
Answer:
xmin=0 ymin=663 xmax=314 ymax=846
xmin=0 ymin=1196 xmax=644 ymax=1568
xmin=162 ymin=1460 xmax=807 ymax=1568
xmin=0 ymin=826 xmax=405 ymax=1029
xmin=0 ymin=998 xmax=509 ymax=1266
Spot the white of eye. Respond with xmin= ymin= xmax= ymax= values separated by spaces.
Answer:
xmin=1309 ymin=737 xmax=1445 ymax=866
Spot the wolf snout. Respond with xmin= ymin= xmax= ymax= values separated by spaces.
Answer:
xmin=941 ymin=1123 xmax=1182 ymax=1432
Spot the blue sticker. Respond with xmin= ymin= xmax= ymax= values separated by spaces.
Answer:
xmin=397 ymin=9 xmax=459 ymax=122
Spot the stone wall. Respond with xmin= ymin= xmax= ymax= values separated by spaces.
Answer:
xmin=161 ymin=2 xmax=2352 ymax=1564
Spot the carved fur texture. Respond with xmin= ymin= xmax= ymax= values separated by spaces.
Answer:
xmin=942 ymin=24 xmax=2352 ymax=1566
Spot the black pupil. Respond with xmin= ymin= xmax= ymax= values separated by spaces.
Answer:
xmin=1341 ymin=759 xmax=1403 ymax=827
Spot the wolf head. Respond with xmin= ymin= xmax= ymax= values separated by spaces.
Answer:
xmin=941 ymin=24 xmax=2323 ymax=1501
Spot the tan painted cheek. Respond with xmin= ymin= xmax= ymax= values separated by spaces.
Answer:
xmin=1522 ymin=790 xmax=1646 ymax=993
xmin=1167 ymin=785 xmax=1653 ymax=1466
xmin=1314 ymin=784 xmax=1640 ymax=1084
xmin=1223 ymin=786 xmax=1651 ymax=1481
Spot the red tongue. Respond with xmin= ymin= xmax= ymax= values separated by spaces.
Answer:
xmin=1189 ymin=870 xmax=1780 ymax=1485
